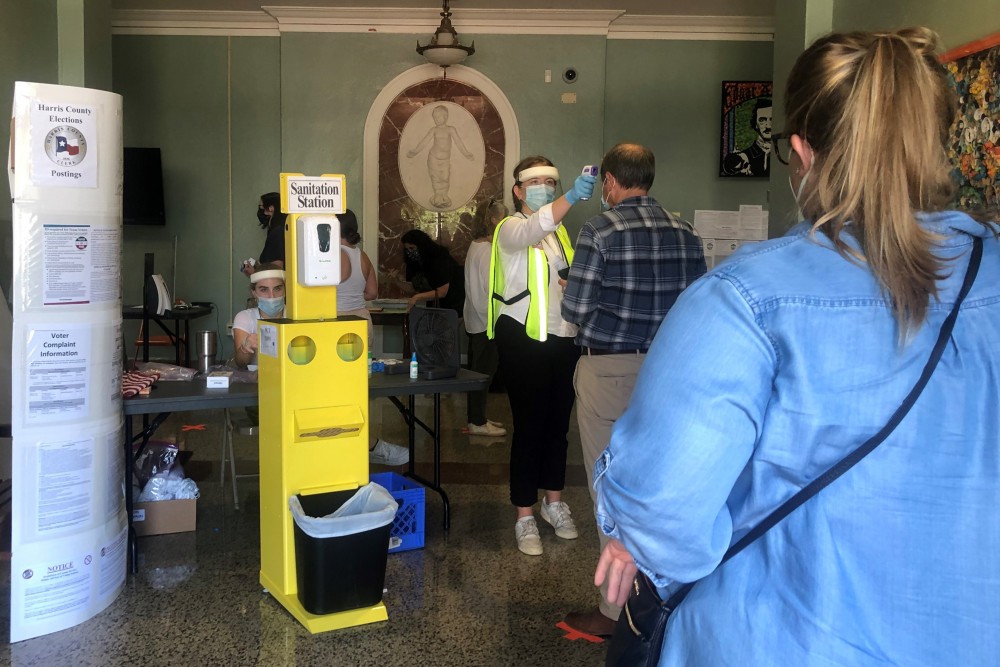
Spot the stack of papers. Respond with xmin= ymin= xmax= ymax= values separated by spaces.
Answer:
xmin=694 ymin=205 xmax=769 ymax=269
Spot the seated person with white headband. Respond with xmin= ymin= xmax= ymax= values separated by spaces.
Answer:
xmin=233 ymin=263 xmax=286 ymax=372
xmin=233 ymin=263 xmax=285 ymax=425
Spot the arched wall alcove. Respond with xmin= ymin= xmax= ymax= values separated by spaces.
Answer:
xmin=362 ymin=64 xmax=520 ymax=293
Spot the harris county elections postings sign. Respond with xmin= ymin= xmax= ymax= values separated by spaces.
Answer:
xmin=30 ymin=100 xmax=98 ymax=188
xmin=282 ymin=175 xmax=346 ymax=214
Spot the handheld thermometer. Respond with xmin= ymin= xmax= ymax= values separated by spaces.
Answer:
xmin=580 ymin=165 xmax=599 ymax=201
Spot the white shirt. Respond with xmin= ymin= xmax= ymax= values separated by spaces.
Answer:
xmin=463 ymin=239 xmax=492 ymax=335
xmin=493 ymin=204 xmax=578 ymax=339
xmin=232 ymin=306 xmax=284 ymax=367
xmin=337 ymin=244 xmax=368 ymax=312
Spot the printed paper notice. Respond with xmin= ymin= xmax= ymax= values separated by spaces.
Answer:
xmin=30 ymin=99 xmax=98 ymax=188
xmin=702 ymin=238 xmax=717 ymax=269
xmin=44 ymin=225 xmax=91 ymax=305
xmin=98 ymin=527 xmax=127 ymax=601
xmin=38 ymin=438 xmax=94 ymax=533
xmin=21 ymin=551 xmax=93 ymax=624
xmin=26 ymin=326 xmax=90 ymax=423
xmin=43 ymin=225 xmax=119 ymax=305
xmin=111 ymin=321 xmax=123 ymax=404
xmin=259 ymin=324 xmax=278 ymax=358
xmin=694 ymin=210 xmax=740 ymax=239
xmin=106 ymin=428 xmax=124 ymax=519
xmin=738 ymin=205 xmax=767 ymax=241
xmin=89 ymin=227 xmax=121 ymax=304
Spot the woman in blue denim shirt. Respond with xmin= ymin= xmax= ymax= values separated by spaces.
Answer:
xmin=594 ymin=28 xmax=1000 ymax=666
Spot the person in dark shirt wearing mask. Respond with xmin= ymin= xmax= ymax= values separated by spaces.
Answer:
xmin=242 ymin=192 xmax=287 ymax=276
xmin=400 ymin=229 xmax=465 ymax=316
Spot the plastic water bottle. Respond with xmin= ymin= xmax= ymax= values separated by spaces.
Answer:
xmin=368 ymin=350 xmax=373 ymax=378
xmin=409 ymin=353 xmax=419 ymax=379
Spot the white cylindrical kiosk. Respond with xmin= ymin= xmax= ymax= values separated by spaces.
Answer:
xmin=8 ymin=82 xmax=125 ymax=642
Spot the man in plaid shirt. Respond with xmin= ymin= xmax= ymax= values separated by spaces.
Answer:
xmin=560 ymin=142 xmax=707 ymax=637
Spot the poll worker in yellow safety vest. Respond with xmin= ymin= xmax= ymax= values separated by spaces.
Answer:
xmin=487 ymin=155 xmax=597 ymax=556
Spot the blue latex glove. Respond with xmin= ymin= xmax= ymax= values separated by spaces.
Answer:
xmin=565 ymin=174 xmax=597 ymax=205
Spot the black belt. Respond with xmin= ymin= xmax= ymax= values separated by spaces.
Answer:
xmin=584 ymin=347 xmax=648 ymax=356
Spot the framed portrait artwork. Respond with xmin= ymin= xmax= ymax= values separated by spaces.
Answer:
xmin=720 ymin=81 xmax=773 ymax=178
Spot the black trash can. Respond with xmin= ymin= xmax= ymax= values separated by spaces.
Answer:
xmin=292 ymin=488 xmax=394 ymax=615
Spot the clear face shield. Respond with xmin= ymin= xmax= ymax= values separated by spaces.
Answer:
xmin=517 ymin=166 xmax=563 ymax=212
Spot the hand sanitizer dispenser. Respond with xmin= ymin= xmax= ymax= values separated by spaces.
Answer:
xmin=296 ymin=214 xmax=341 ymax=286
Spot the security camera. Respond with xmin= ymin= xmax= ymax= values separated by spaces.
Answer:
xmin=562 ymin=68 xmax=578 ymax=84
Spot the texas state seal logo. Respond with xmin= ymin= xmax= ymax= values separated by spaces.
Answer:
xmin=44 ymin=125 xmax=88 ymax=167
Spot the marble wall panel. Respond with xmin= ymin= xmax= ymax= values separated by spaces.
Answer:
xmin=378 ymin=77 xmax=506 ymax=298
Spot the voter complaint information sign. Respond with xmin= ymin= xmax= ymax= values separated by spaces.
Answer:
xmin=283 ymin=175 xmax=346 ymax=214
xmin=31 ymin=101 xmax=98 ymax=188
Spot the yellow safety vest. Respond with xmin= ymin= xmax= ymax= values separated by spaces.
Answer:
xmin=487 ymin=216 xmax=574 ymax=342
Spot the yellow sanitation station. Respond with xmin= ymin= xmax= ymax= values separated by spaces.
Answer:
xmin=258 ymin=173 xmax=386 ymax=632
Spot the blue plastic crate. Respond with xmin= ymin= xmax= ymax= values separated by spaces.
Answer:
xmin=370 ymin=472 xmax=425 ymax=552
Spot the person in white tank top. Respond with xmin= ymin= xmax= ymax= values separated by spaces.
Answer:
xmin=336 ymin=210 xmax=377 ymax=347
xmin=336 ymin=210 xmax=410 ymax=467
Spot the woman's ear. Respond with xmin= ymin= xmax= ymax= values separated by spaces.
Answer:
xmin=790 ymin=134 xmax=814 ymax=173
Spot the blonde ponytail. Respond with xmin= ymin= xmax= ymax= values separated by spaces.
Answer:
xmin=785 ymin=27 xmax=985 ymax=332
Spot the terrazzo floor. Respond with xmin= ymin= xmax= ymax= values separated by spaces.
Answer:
xmin=0 ymin=390 xmax=610 ymax=666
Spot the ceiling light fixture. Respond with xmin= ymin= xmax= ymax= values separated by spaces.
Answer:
xmin=416 ymin=0 xmax=475 ymax=68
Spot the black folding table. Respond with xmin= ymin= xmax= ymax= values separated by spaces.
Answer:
xmin=122 ymin=369 xmax=488 ymax=573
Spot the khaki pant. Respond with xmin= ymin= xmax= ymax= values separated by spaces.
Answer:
xmin=574 ymin=352 xmax=645 ymax=621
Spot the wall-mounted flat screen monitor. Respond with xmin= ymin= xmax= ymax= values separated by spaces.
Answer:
xmin=124 ymin=147 xmax=166 ymax=225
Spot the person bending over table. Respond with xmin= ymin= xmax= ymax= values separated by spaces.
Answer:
xmin=400 ymin=229 xmax=465 ymax=316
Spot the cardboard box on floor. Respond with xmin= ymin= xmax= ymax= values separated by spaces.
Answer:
xmin=132 ymin=498 xmax=196 ymax=536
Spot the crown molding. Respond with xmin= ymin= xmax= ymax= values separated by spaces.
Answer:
xmin=608 ymin=15 xmax=773 ymax=41
xmin=110 ymin=8 xmax=773 ymax=41
xmin=261 ymin=7 xmax=626 ymax=35
xmin=111 ymin=10 xmax=279 ymax=36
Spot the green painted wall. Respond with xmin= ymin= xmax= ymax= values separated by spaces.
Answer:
xmin=279 ymin=32 xmax=608 ymax=242
xmin=604 ymin=39 xmax=774 ymax=224
xmin=230 ymin=37 xmax=283 ymax=326
xmin=83 ymin=0 xmax=113 ymax=91
xmin=110 ymin=31 xmax=775 ymax=357
xmin=0 ymin=0 xmax=59 ymax=300
xmin=114 ymin=35 xmax=282 ymax=359
xmin=833 ymin=0 xmax=1000 ymax=50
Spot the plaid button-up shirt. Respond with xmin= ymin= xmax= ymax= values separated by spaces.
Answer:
xmin=561 ymin=196 xmax=707 ymax=351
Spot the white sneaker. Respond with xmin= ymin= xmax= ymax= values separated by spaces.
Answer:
xmin=540 ymin=499 xmax=579 ymax=540
xmin=369 ymin=440 xmax=409 ymax=466
xmin=488 ymin=419 xmax=504 ymax=428
xmin=515 ymin=517 xmax=543 ymax=556
xmin=467 ymin=422 xmax=507 ymax=436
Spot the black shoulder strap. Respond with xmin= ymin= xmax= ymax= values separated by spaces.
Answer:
xmin=665 ymin=236 xmax=983 ymax=612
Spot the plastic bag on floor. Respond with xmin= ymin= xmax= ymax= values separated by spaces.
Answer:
xmin=289 ymin=483 xmax=398 ymax=539
xmin=137 ymin=474 xmax=200 ymax=502
xmin=133 ymin=441 xmax=181 ymax=486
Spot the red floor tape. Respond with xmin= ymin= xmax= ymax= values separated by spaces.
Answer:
xmin=555 ymin=621 xmax=605 ymax=643
xmin=181 ymin=424 xmax=206 ymax=431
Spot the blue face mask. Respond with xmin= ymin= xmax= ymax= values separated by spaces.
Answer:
xmin=257 ymin=296 xmax=285 ymax=317
xmin=524 ymin=184 xmax=556 ymax=212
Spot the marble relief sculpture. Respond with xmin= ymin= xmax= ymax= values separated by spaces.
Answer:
xmin=406 ymin=105 xmax=475 ymax=209
xmin=399 ymin=101 xmax=485 ymax=213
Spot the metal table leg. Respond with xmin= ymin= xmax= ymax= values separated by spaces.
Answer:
xmin=392 ymin=393 xmax=450 ymax=531
xmin=174 ymin=319 xmax=181 ymax=366
xmin=125 ymin=415 xmax=137 ymax=574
